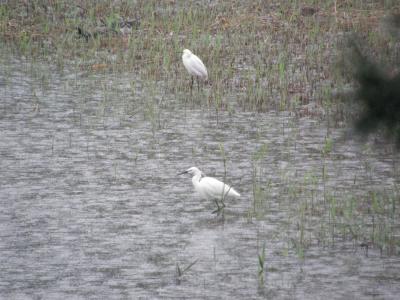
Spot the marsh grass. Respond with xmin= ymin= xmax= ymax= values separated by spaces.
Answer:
xmin=290 ymin=179 xmax=399 ymax=257
xmin=1 ymin=1 xmax=398 ymax=115
xmin=247 ymin=135 xmax=399 ymax=259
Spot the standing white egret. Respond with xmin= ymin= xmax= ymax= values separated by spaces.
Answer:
xmin=182 ymin=49 xmax=208 ymax=90
xmin=178 ymin=167 xmax=240 ymax=213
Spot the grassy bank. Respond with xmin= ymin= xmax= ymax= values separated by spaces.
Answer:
xmin=1 ymin=1 xmax=398 ymax=113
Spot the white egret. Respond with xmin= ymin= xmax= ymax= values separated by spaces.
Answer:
xmin=182 ymin=49 xmax=208 ymax=90
xmin=178 ymin=167 xmax=240 ymax=213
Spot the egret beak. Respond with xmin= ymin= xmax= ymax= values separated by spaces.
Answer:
xmin=177 ymin=170 xmax=188 ymax=175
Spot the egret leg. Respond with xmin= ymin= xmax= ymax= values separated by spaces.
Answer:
xmin=190 ymin=76 xmax=194 ymax=91
xmin=212 ymin=198 xmax=225 ymax=216
xmin=212 ymin=199 xmax=219 ymax=214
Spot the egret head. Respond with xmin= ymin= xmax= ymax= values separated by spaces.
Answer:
xmin=178 ymin=166 xmax=202 ymax=176
xmin=182 ymin=49 xmax=192 ymax=56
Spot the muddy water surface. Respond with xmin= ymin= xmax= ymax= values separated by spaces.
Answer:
xmin=0 ymin=55 xmax=399 ymax=299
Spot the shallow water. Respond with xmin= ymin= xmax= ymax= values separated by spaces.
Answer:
xmin=0 ymin=54 xmax=399 ymax=299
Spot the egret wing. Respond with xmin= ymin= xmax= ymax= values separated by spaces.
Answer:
xmin=199 ymin=176 xmax=230 ymax=199
xmin=190 ymin=56 xmax=208 ymax=78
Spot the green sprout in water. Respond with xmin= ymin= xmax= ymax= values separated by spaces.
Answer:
xmin=258 ymin=243 xmax=266 ymax=286
xmin=176 ymin=259 xmax=198 ymax=284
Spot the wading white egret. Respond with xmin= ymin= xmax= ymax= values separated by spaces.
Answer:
xmin=178 ymin=167 xmax=240 ymax=213
xmin=182 ymin=49 xmax=208 ymax=90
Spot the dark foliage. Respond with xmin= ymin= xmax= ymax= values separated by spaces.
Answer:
xmin=350 ymin=15 xmax=400 ymax=146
